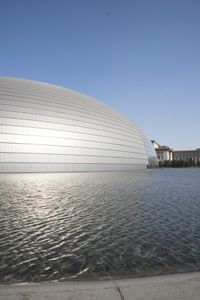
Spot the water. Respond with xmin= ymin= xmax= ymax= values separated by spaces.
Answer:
xmin=0 ymin=168 xmax=200 ymax=284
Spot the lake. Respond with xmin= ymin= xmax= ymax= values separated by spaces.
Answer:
xmin=0 ymin=168 xmax=200 ymax=283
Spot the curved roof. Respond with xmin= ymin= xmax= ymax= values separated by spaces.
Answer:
xmin=0 ymin=77 xmax=157 ymax=172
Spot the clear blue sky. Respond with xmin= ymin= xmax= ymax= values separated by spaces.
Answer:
xmin=1 ymin=0 xmax=200 ymax=150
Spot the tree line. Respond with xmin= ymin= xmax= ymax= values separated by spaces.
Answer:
xmin=159 ymin=160 xmax=200 ymax=168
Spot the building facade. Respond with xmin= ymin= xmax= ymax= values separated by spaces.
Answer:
xmin=0 ymin=77 xmax=157 ymax=172
xmin=151 ymin=140 xmax=200 ymax=164
xmin=156 ymin=146 xmax=173 ymax=161
xmin=173 ymin=149 xmax=200 ymax=163
xmin=151 ymin=140 xmax=173 ymax=162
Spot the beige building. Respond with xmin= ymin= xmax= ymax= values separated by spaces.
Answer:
xmin=151 ymin=140 xmax=173 ymax=162
xmin=173 ymin=149 xmax=200 ymax=163
xmin=151 ymin=140 xmax=200 ymax=163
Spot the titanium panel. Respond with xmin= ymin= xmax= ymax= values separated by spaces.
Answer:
xmin=0 ymin=77 xmax=157 ymax=172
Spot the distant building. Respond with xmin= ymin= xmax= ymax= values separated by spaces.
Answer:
xmin=173 ymin=149 xmax=200 ymax=163
xmin=151 ymin=140 xmax=173 ymax=162
xmin=156 ymin=146 xmax=173 ymax=161
xmin=151 ymin=140 xmax=200 ymax=163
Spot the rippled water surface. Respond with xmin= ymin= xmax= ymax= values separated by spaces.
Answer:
xmin=1 ymin=169 xmax=200 ymax=283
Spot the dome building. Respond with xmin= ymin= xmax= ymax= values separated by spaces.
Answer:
xmin=0 ymin=77 xmax=157 ymax=172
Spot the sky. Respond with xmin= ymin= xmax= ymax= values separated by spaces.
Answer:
xmin=0 ymin=0 xmax=200 ymax=150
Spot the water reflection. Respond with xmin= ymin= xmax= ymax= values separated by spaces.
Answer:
xmin=0 ymin=169 xmax=200 ymax=283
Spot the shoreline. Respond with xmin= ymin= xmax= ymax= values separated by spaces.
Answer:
xmin=0 ymin=267 xmax=198 ymax=285
xmin=1 ymin=271 xmax=200 ymax=299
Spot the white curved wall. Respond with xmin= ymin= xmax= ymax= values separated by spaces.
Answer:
xmin=0 ymin=77 xmax=157 ymax=172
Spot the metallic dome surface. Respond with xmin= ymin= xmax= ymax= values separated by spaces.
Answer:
xmin=0 ymin=77 xmax=157 ymax=172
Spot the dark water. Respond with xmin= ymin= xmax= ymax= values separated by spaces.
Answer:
xmin=0 ymin=169 xmax=200 ymax=284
